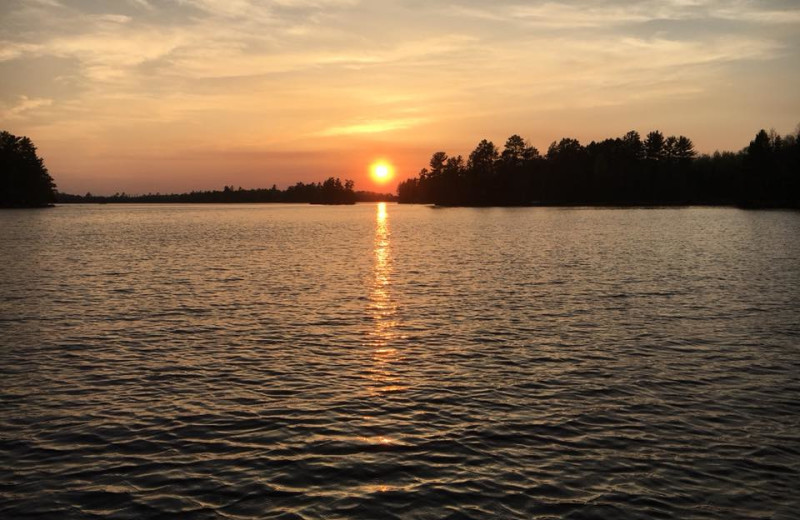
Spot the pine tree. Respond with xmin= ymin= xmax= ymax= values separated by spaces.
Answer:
xmin=0 ymin=131 xmax=57 ymax=207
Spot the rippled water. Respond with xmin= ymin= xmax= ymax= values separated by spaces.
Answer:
xmin=1 ymin=203 xmax=799 ymax=519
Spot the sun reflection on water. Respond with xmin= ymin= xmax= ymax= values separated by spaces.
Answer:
xmin=365 ymin=202 xmax=406 ymax=390
xmin=361 ymin=203 xmax=407 ymax=452
xmin=368 ymin=202 xmax=397 ymax=349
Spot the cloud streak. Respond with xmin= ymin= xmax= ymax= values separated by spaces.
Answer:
xmin=1 ymin=96 xmax=54 ymax=120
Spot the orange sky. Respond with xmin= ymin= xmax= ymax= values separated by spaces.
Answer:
xmin=1 ymin=0 xmax=799 ymax=194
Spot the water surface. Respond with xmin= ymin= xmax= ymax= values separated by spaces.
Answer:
xmin=1 ymin=204 xmax=799 ymax=519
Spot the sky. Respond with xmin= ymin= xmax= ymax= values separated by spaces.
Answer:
xmin=1 ymin=0 xmax=799 ymax=194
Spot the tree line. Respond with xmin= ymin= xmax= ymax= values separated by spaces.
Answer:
xmin=3 ymin=127 xmax=798 ymax=208
xmin=61 ymin=178 xmax=359 ymax=204
xmin=57 ymin=178 xmax=397 ymax=205
xmin=398 ymin=128 xmax=800 ymax=207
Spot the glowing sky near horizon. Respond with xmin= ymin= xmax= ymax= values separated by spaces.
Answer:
xmin=1 ymin=0 xmax=799 ymax=194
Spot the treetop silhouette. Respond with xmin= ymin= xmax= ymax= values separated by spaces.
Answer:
xmin=1 ymin=131 xmax=57 ymax=208
xmin=398 ymin=128 xmax=799 ymax=208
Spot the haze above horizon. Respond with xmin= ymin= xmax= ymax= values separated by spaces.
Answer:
xmin=1 ymin=0 xmax=798 ymax=194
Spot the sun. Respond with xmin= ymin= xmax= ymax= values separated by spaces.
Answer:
xmin=370 ymin=160 xmax=395 ymax=184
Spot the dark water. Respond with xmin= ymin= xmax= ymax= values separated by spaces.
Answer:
xmin=1 ymin=203 xmax=799 ymax=519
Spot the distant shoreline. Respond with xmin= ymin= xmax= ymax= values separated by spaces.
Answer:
xmin=54 ymin=182 xmax=397 ymax=206
xmin=52 ymin=198 xmax=393 ymax=205
xmin=34 ymin=201 xmax=797 ymax=210
xmin=425 ymin=201 xmax=799 ymax=209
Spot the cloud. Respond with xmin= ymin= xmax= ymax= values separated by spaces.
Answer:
xmin=713 ymin=4 xmax=800 ymax=24
xmin=318 ymin=117 xmax=427 ymax=136
xmin=0 ymin=42 xmax=43 ymax=62
xmin=127 ymin=0 xmax=153 ymax=10
xmin=1 ymin=96 xmax=54 ymax=119
xmin=449 ymin=0 xmax=800 ymax=28
xmin=172 ymin=0 xmax=358 ymax=20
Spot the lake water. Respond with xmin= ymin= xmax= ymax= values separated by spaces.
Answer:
xmin=1 ymin=203 xmax=799 ymax=519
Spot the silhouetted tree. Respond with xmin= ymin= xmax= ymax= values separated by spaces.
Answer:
xmin=396 ymin=127 xmax=798 ymax=208
xmin=426 ymin=151 xmax=449 ymax=203
xmin=622 ymin=131 xmax=645 ymax=160
xmin=445 ymin=155 xmax=465 ymax=176
xmin=674 ymin=136 xmax=696 ymax=160
xmin=740 ymin=128 xmax=800 ymax=207
xmin=1 ymin=131 xmax=57 ymax=207
xmin=429 ymin=151 xmax=448 ymax=177
xmin=501 ymin=135 xmax=538 ymax=165
xmin=467 ymin=139 xmax=499 ymax=175
xmin=644 ymin=131 xmax=666 ymax=161
xmin=664 ymin=136 xmax=678 ymax=161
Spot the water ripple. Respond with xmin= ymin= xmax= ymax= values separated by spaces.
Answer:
xmin=1 ymin=204 xmax=799 ymax=519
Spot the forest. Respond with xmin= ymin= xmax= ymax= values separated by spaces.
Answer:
xmin=56 ymin=178 xmax=396 ymax=205
xmin=398 ymin=128 xmax=800 ymax=208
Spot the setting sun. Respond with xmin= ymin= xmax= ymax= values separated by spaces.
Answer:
xmin=370 ymin=161 xmax=395 ymax=184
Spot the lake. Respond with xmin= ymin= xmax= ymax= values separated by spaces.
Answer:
xmin=1 ymin=203 xmax=799 ymax=519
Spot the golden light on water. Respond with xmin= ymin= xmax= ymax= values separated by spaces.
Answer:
xmin=370 ymin=161 xmax=395 ymax=185
xmin=362 ymin=202 xmax=405 ymax=450
xmin=366 ymin=202 xmax=405 ymax=390
xmin=376 ymin=200 xmax=388 ymax=222
xmin=369 ymin=202 xmax=395 ymax=347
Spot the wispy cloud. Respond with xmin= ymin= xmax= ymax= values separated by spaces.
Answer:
xmin=0 ymin=42 xmax=42 ymax=62
xmin=1 ymin=96 xmax=54 ymax=119
xmin=127 ymin=0 xmax=153 ymax=11
xmin=450 ymin=0 xmax=800 ymax=28
xmin=318 ymin=117 xmax=427 ymax=136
